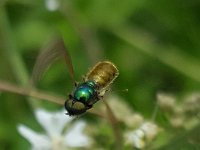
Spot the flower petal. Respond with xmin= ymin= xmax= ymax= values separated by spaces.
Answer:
xmin=17 ymin=124 xmax=51 ymax=149
xmin=35 ymin=109 xmax=72 ymax=137
xmin=64 ymin=121 xmax=90 ymax=147
xmin=127 ymin=130 xmax=145 ymax=149
xmin=140 ymin=122 xmax=158 ymax=141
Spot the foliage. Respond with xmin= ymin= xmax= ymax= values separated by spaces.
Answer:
xmin=0 ymin=0 xmax=200 ymax=149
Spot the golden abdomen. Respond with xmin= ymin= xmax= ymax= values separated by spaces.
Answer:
xmin=85 ymin=61 xmax=119 ymax=89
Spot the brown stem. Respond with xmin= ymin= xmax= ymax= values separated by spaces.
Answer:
xmin=102 ymin=100 xmax=123 ymax=150
xmin=87 ymin=109 xmax=106 ymax=118
xmin=0 ymin=80 xmax=64 ymax=105
xmin=0 ymin=80 xmax=107 ymax=118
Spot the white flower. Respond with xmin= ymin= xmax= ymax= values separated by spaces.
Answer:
xmin=127 ymin=129 xmax=145 ymax=149
xmin=45 ymin=0 xmax=60 ymax=11
xmin=126 ymin=122 xmax=159 ymax=149
xmin=157 ymin=92 xmax=176 ymax=112
xmin=17 ymin=109 xmax=90 ymax=150
xmin=99 ymin=94 xmax=144 ymax=128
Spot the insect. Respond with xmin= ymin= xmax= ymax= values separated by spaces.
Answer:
xmin=32 ymin=37 xmax=119 ymax=115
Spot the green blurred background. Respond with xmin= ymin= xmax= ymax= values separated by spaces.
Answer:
xmin=0 ymin=0 xmax=200 ymax=149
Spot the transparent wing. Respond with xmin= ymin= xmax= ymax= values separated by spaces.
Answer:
xmin=31 ymin=37 xmax=75 ymax=85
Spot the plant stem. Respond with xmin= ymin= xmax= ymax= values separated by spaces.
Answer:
xmin=0 ymin=80 xmax=106 ymax=118
xmin=0 ymin=6 xmax=39 ymax=107
xmin=60 ymin=1 xmax=103 ymax=63
xmin=103 ymin=100 xmax=123 ymax=150
xmin=0 ymin=7 xmax=29 ymax=85
xmin=113 ymin=26 xmax=200 ymax=83
xmin=0 ymin=80 xmax=64 ymax=105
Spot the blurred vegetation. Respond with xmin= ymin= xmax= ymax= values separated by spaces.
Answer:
xmin=0 ymin=0 xmax=200 ymax=149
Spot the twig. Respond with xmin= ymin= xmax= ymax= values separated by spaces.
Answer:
xmin=112 ymin=26 xmax=200 ymax=83
xmin=151 ymin=101 xmax=159 ymax=121
xmin=0 ymin=80 xmax=64 ymax=105
xmin=0 ymin=6 xmax=37 ymax=108
xmin=102 ymin=100 xmax=123 ymax=150
xmin=0 ymin=80 xmax=107 ymax=118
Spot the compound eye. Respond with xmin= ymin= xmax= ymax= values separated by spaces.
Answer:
xmin=64 ymin=99 xmax=87 ymax=116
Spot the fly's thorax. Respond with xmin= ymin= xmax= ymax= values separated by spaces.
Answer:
xmin=73 ymin=81 xmax=97 ymax=104
xmin=65 ymin=81 xmax=97 ymax=115
xmin=85 ymin=61 xmax=119 ymax=89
